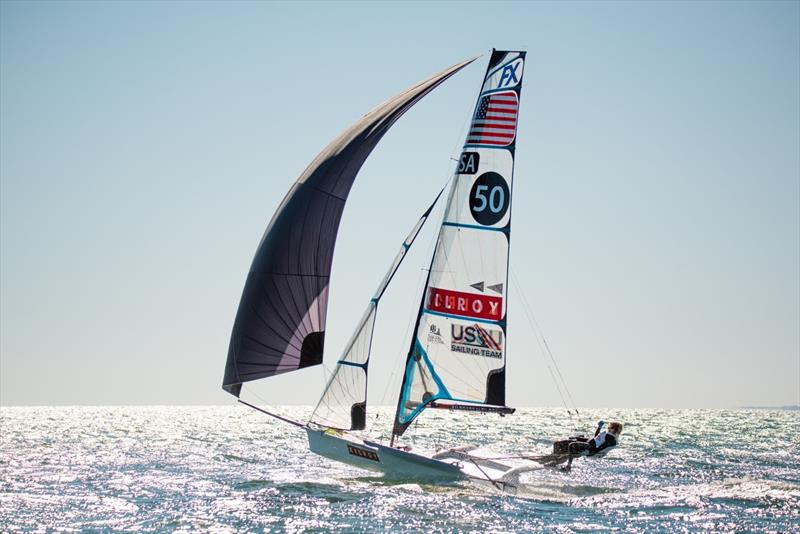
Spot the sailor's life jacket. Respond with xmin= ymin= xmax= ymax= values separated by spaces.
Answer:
xmin=589 ymin=430 xmax=618 ymax=455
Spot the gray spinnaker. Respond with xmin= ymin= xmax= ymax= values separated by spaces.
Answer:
xmin=223 ymin=57 xmax=477 ymax=396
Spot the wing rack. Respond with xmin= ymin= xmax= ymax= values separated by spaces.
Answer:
xmin=428 ymin=401 xmax=516 ymax=415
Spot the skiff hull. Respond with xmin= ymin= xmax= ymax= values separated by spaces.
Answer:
xmin=306 ymin=428 xmax=535 ymax=490
xmin=306 ymin=428 xmax=466 ymax=482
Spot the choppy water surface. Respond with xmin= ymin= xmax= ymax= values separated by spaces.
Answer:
xmin=1 ymin=407 xmax=798 ymax=532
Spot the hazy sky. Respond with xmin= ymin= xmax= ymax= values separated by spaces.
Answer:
xmin=1 ymin=1 xmax=798 ymax=409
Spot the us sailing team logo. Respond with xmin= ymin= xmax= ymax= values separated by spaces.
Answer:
xmin=451 ymin=323 xmax=503 ymax=359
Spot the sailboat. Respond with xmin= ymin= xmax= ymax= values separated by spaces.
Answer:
xmin=222 ymin=50 xmax=540 ymax=488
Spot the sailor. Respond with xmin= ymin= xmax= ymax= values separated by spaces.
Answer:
xmin=562 ymin=420 xmax=623 ymax=470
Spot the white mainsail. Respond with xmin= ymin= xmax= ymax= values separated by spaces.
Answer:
xmin=393 ymin=51 xmax=525 ymax=437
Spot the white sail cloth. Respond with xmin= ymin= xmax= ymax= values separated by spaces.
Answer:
xmin=310 ymin=192 xmax=442 ymax=430
xmin=394 ymin=50 xmax=526 ymax=436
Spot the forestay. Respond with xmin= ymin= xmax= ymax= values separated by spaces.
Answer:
xmin=222 ymin=58 xmax=476 ymax=397
xmin=309 ymin=191 xmax=443 ymax=430
xmin=393 ymin=50 xmax=526 ymax=437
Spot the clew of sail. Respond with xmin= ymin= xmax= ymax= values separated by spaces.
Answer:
xmin=222 ymin=57 xmax=477 ymax=397
xmin=393 ymin=50 xmax=526 ymax=437
xmin=309 ymin=189 xmax=444 ymax=431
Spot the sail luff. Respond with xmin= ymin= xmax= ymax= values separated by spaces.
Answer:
xmin=223 ymin=57 xmax=477 ymax=397
xmin=392 ymin=50 xmax=526 ymax=437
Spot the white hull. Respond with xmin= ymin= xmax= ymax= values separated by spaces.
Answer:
xmin=306 ymin=428 xmax=538 ymax=489
xmin=306 ymin=428 xmax=464 ymax=481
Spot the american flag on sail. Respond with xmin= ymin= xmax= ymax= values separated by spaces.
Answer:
xmin=466 ymin=91 xmax=518 ymax=147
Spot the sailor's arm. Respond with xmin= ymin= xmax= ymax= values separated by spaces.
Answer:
xmin=594 ymin=420 xmax=605 ymax=437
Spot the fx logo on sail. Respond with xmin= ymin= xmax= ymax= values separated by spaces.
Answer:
xmin=484 ymin=57 xmax=524 ymax=92
xmin=499 ymin=63 xmax=519 ymax=88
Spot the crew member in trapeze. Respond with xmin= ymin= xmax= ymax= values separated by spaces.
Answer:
xmin=532 ymin=421 xmax=624 ymax=469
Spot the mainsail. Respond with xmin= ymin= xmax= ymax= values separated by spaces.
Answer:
xmin=309 ymin=190 xmax=444 ymax=430
xmin=393 ymin=50 xmax=526 ymax=437
xmin=222 ymin=57 xmax=476 ymax=397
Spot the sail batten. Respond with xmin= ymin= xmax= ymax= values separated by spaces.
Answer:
xmin=223 ymin=58 xmax=477 ymax=396
xmin=392 ymin=50 xmax=526 ymax=437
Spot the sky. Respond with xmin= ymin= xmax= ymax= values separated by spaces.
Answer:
xmin=1 ymin=1 xmax=798 ymax=409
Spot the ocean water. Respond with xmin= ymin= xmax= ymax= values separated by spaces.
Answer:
xmin=1 ymin=406 xmax=798 ymax=532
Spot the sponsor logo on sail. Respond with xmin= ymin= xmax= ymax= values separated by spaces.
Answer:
xmin=498 ymin=61 xmax=521 ymax=88
xmin=451 ymin=323 xmax=503 ymax=359
xmin=427 ymin=287 xmax=503 ymax=321
xmin=482 ymin=57 xmax=524 ymax=92
xmin=426 ymin=323 xmax=445 ymax=345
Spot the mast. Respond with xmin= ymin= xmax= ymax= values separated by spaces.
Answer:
xmin=391 ymin=50 xmax=526 ymax=441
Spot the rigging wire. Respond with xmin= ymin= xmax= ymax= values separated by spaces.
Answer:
xmin=509 ymin=267 xmax=579 ymax=419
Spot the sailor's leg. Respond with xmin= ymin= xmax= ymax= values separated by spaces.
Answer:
xmin=564 ymin=455 xmax=573 ymax=470
xmin=562 ymin=443 xmax=575 ymax=471
xmin=552 ymin=439 xmax=571 ymax=455
xmin=569 ymin=441 xmax=591 ymax=455
xmin=562 ymin=441 xmax=590 ymax=471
